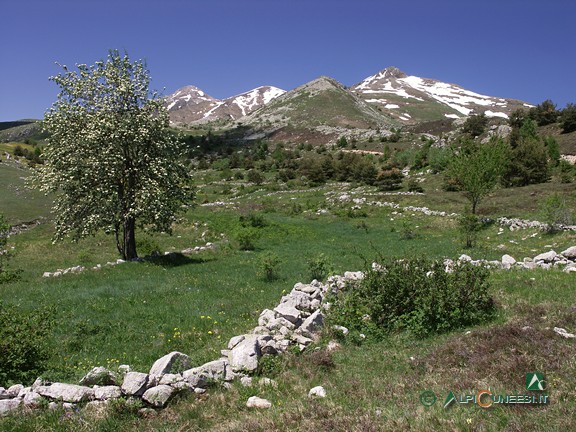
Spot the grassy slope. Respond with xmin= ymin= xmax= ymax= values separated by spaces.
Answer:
xmin=1 ymin=169 xmax=576 ymax=431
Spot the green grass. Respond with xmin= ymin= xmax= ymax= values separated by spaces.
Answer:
xmin=1 ymin=168 xmax=576 ymax=431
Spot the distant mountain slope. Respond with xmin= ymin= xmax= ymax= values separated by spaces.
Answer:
xmin=351 ymin=67 xmax=531 ymax=123
xmin=166 ymin=85 xmax=285 ymax=124
xmin=238 ymin=76 xmax=396 ymax=144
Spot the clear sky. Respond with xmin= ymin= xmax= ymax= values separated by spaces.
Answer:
xmin=1 ymin=0 xmax=575 ymax=121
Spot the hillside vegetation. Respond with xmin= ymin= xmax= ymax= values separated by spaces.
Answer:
xmin=1 ymin=91 xmax=576 ymax=430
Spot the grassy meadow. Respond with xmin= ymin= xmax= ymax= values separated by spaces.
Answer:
xmin=1 ymin=158 xmax=576 ymax=431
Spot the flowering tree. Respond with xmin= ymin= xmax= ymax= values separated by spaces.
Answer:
xmin=35 ymin=51 xmax=191 ymax=260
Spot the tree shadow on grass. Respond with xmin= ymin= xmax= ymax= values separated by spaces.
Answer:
xmin=143 ymin=252 xmax=216 ymax=268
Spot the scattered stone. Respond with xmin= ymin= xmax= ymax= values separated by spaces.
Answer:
xmin=299 ymin=309 xmax=324 ymax=338
xmin=332 ymin=325 xmax=349 ymax=336
xmin=121 ymin=372 xmax=151 ymax=397
xmin=229 ymin=335 xmax=261 ymax=373
xmin=240 ymin=376 xmax=253 ymax=387
xmin=94 ymin=386 xmax=122 ymax=400
xmin=23 ymin=391 xmax=43 ymax=407
xmin=326 ymin=340 xmax=342 ymax=352
xmin=554 ymin=327 xmax=576 ymax=339
xmin=561 ymin=246 xmax=576 ymax=259
xmin=502 ymin=254 xmax=516 ymax=265
xmin=258 ymin=378 xmax=278 ymax=388
xmin=142 ymin=385 xmax=175 ymax=408
xmin=246 ymin=396 xmax=272 ymax=409
xmin=534 ymin=250 xmax=557 ymax=263
xmin=274 ymin=301 xmax=301 ymax=324
xmin=149 ymin=351 xmax=191 ymax=376
xmin=80 ymin=366 xmax=117 ymax=386
xmin=308 ymin=386 xmax=327 ymax=398
xmin=35 ymin=383 xmax=95 ymax=403
xmin=0 ymin=399 xmax=21 ymax=416
xmin=6 ymin=384 xmax=23 ymax=398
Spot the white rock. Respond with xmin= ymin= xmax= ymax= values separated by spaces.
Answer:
xmin=42 ymin=272 xmax=52 ymax=278
xmin=228 ymin=334 xmax=246 ymax=350
xmin=35 ymin=383 xmax=95 ymax=403
xmin=561 ymin=246 xmax=576 ymax=259
xmin=534 ymin=250 xmax=557 ymax=262
xmin=80 ymin=366 xmax=117 ymax=386
xmin=94 ymin=386 xmax=122 ymax=400
xmin=326 ymin=340 xmax=342 ymax=352
xmin=142 ymin=385 xmax=175 ymax=408
xmin=258 ymin=378 xmax=278 ymax=388
xmin=121 ymin=372 xmax=151 ymax=397
xmin=308 ymin=386 xmax=327 ymax=398
xmin=299 ymin=309 xmax=324 ymax=338
xmin=229 ymin=335 xmax=261 ymax=372
xmin=0 ymin=399 xmax=21 ymax=416
xmin=246 ymin=396 xmax=272 ymax=409
xmin=332 ymin=325 xmax=349 ymax=336
xmin=240 ymin=376 xmax=253 ymax=387
xmin=6 ymin=384 xmax=23 ymax=398
xmin=554 ymin=327 xmax=576 ymax=339
xmin=149 ymin=351 xmax=191 ymax=376
xmin=23 ymin=391 xmax=43 ymax=407
xmin=502 ymin=254 xmax=516 ymax=265
xmin=274 ymin=301 xmax=301 ymax=324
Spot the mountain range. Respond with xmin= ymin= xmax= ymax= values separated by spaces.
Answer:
xmin=166 ymin=67 xmax=531 ymax=129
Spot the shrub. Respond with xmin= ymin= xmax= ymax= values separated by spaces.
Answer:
xmin=326 ymin=257 xmax=495 ymax=338
xmin=257 ymin=252 xmax=282 ymax=281
xmin=306 ymin=253 xmax=332 ymax=282
xmin=376 ymin=168 xmax=403 ymax=191
xmin=540 ymin=193 xmax=574 ymax=233
xmin=136 ymin=236 xmax=162 ymax=256
xmin=406 ymin=178 xmax=424 ymax=193
xmin=458 ymin=212 xmax=484 ymax=248
xmin=239 ymin=213 xmax=267 ymax=228
xmin=234 ymin=227 xmax=260 ymax=251
xmin=0 ymin=302 xmax=55 ymax=385
xmin=560 ymin=103 xmax=576 ymax=133
xmin=246 ymin=169 xmax=265 ymax=185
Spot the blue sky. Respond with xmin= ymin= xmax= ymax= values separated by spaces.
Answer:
xmin=1 ymin=0 xmax=575 ymax=121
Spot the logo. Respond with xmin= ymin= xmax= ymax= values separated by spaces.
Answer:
xmin=526 ymin=373 xmax=545 ymax=391
xmin=420 ymin=390 xmax=437 ymax=406
xmin=444 ymin=391 xmax=456 ymax=409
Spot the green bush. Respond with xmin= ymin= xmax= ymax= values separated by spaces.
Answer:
xmin=136 ymin=236 xmax=162 ymax=256
xmin=326 ymin=257 xmax=495 ymax=338
xmin=540 ymin=193 xmax=574 ymax=233
xmin=234 ymin=227 xmax=260 ymax=251
xmin=0 ymin=302 xmax=55 ymax=385
xmin=257 ymin=252 xmax=282 ymax=281
xmin=306 ymin=253 xmax=332 ymax=282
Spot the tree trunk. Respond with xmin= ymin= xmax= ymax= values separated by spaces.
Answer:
xmin=123 ymin=216 xmax=137 ymax=260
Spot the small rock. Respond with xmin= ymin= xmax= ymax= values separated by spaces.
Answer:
xmin=332 ymin=325 xmax=349 ymax=336
xmin=0 ymin=399 xmax=21 ymax=416
xmin=121 ymin=372 xmax=151 ymax=397
xmin=80 ymin=366 xmax=117 ymax=386
xmin=6 ymin=384 xmax=23 ymax=398
xmin=246 ymin=396 xmax=272 ymax=409
xmin=326 ymin=340 xmax=341 ymax=352
xmin=258 ymin=378 xmax=278 ymax=388
xmin=149 ymin=351 xmax=191 ymax=376
xmin=561 ymin=246 xmax=576 ymax=259
xmin=240 ymin=376 xmax=253 ymax=387
xmin=142 ymin=385 xmax=175 ymax=408
xmin=308 ymin=386 xmax=327 ymax=398
xmin=554 ymin=327 xmax=576 ymax=339
xmin=36 ymin=383 xmax=95 ymax=403
xmin=94 ymin=386 xmax=122 ymax=400
xmin=534 ymin=250 xmax=557 ymax=263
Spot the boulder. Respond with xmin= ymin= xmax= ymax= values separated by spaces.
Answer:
xmin=534 ymin=250 xmax=557 ymax=263
xmin=6 ymin=384 xmax=23 ymax=398
xmin=228 ymin=335 xmax=246 ymax=350
xmin=308 ymin=385 xmax=327 ymax=398
xmin=121 ymin=372 xmax=152 ymax=397
xmin=142 ymin=385 xmax=175 ymax=408
xmin=80 ymin=366 xmax=117 ymax=386
xmin=299 ymin=309 xmax=324 ymax=338
xmin=229 ymin=335 xmax=261 ymax=372
xmin=0 ymin=399 xmax=21 ymax=416
xmin=246 ymin=396 xmax=272 ymax=409
xmin=149 ymin=351 xmax=191 ymax=376
xmin=274 ymin=301 xmax=301 ymax=324
xmin=561 ymin=246 xmax=576 ymax=259
xmin=23 ymin=391 xmax=43 ymax=407
xmin=94 ymin=386 xmax=122 ymax=400
xmin=182 ymin=359 xmax=231 ymax=388
xmin=501 ymin=254 xmax=516 ymax=265
xmin=35 ymin=383 xmax=95 ymax=403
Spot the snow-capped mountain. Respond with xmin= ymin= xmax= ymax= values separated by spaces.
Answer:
xmin=166 ymin=85 xmax=285 ymax=124
xmin=351 ymin=67 xmax=531 ymax=123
